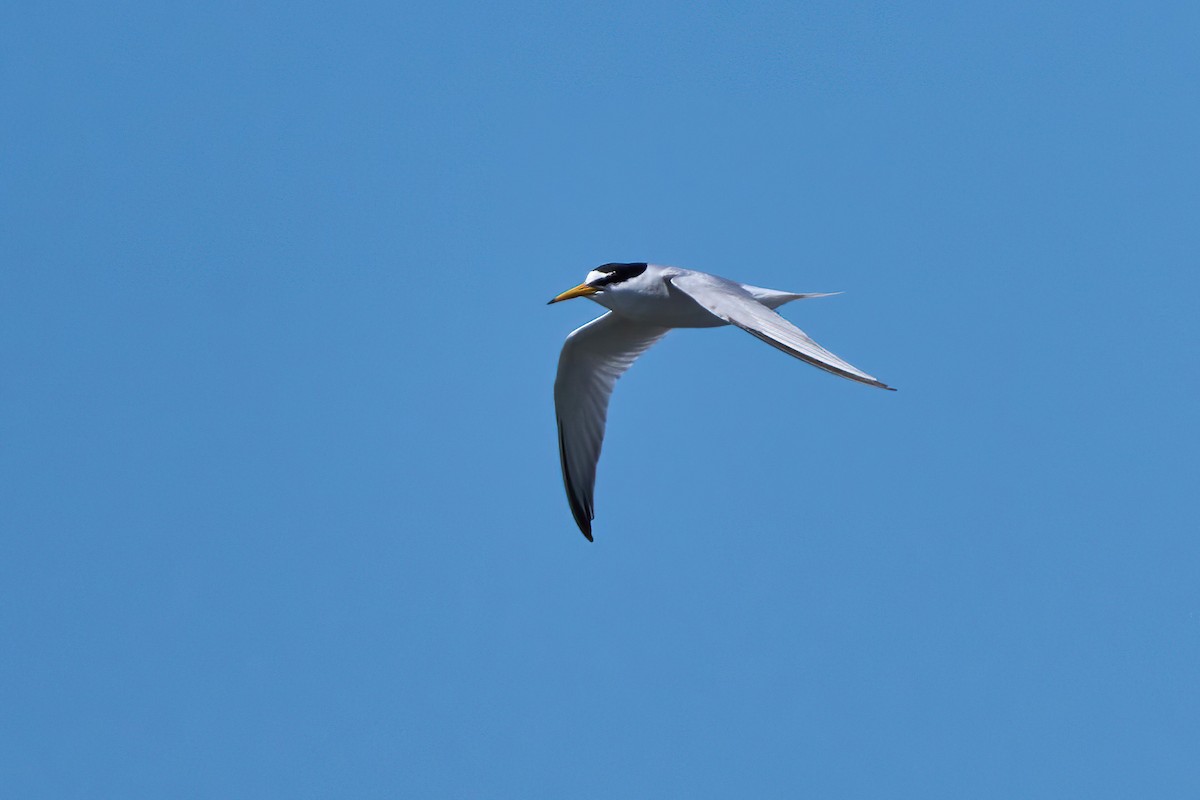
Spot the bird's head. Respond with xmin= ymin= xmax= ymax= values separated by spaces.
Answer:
xmin=547 ymin=263 xmax=649 ymax=304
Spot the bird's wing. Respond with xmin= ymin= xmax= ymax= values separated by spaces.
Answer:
xmin=554 ymin=312 xmax=670 ymax=540
xmin=669 ymin=271 xmax=894 ymax=390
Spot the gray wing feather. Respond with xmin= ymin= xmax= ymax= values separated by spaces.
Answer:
xmin=670 ymin=272 xmax=893 ymax=390
xmin=554 ymin=312 xmax=670 ymax=540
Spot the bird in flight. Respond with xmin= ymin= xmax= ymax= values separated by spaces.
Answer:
xmin=549 ymin=262 xmax=894 ymax=541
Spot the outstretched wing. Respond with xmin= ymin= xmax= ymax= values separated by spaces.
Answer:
xmin=669 ymin=271 xmax=894 ymax=390
xmin=554 ymin=312 xmax=670 ymax=540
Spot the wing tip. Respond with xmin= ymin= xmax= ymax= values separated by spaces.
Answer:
xmin=558 ymin=415 xmax=597 ymax=541
xmin=571 ymin=502 xmax=594 ymax=541
xmin=570 ymin=503 xmax=594 ymax=541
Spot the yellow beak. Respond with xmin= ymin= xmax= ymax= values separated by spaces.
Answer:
xmin=547 ymin=283 xmax=599 ymax=304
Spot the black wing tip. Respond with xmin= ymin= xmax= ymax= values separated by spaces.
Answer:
xmin=557 ymin=415 xmax=596 ymax=541
xmin=569 ymin=501 xmax=594 ymax=541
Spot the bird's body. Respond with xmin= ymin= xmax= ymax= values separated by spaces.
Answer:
xmin=566 ymin=265 xmax=802 ymax=327
xmin=550 ymin=263 xmax=893 ymax=540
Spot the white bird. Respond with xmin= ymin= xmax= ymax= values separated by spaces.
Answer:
xmin=549 ymin=262 xmax=894 ymax=541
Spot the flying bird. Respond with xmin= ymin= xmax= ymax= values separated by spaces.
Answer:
xmin=549 ymin=262 xmax=894 ymax=541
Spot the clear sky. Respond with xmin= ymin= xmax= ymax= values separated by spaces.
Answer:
xmin=3 ymin=1 xmax=1198 ymax=797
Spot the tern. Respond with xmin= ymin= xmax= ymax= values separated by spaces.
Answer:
xmin=549 ymin=262 xmax=894 ymax=541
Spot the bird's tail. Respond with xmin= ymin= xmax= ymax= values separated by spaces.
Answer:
xmin=745 ymin=288 xmax=842 ymax=310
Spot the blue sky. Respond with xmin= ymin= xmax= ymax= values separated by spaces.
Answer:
xmin=3 ymin=1 xmax=1198 ymax=796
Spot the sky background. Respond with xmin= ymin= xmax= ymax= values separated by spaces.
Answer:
xmin=3 ymin=1 xmax=1199 ymax=797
